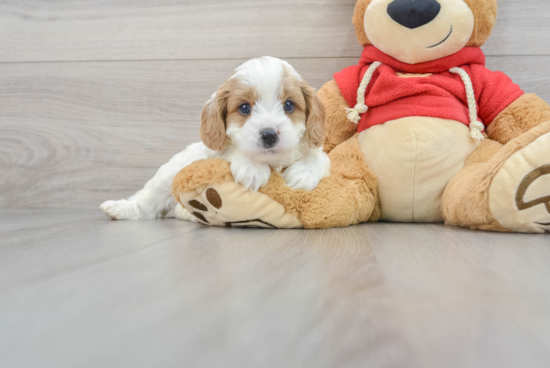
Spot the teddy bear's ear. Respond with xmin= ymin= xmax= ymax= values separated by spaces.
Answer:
xmin=463 ymin=0 xmax=498 ymax=47
xmin=352 ymin=0 xmax=373 ymax=48
xmin=353 ymin=0 xmax=498 ymax=48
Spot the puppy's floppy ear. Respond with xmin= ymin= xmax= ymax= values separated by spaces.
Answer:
xmin=301 ymin=80 xmax=326 ymax=148
xmin=200 ymin=88 xmax=228 ymax=151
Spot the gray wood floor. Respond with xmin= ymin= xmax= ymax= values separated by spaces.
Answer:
xmin=1 ymin=209 xmax=550 ymax=368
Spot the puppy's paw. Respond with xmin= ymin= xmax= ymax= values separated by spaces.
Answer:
xmin=282 ymin=155 xmax=329 ymax=191
xmin=100 ymin=200 xmax=140 ymax=220
xmin=231 ymin=158 xmax=271 ymax=192
xmin=174 ymin=203 xmax=199 ymax=222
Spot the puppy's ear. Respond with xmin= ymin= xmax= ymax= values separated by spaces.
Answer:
xmin=200 ymin=89 xmax=228 ymax=151
xmin=301 ymin=81 xmax=326 ymax=148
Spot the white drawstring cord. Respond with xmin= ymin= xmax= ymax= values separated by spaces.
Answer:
xmin=449 ymin=67 xmax=485 ymax=141
xmin=345 ymin=61 xmax=382 ymax=124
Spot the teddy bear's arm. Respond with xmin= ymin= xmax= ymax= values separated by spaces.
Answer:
xmin=317 ymin=80 xmax=358 ymax=153
xmin=487 ymin=94 xmax=550 ymax=145
xmin=172 ymin=138 xmax=381 ymax=229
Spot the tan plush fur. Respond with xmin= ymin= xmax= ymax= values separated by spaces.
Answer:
xmin=172 ymin=158 xmax=234 ymax=194
xmin=284 ymin=136 xmax=381 ymax=228
xmin=317 ymin=80 xmax=356 ymax=153
xmin=487 ymin=94 xmax=550 ymax=144
xmin=172 ymin=136 xmax=380 ymax=229
xmin=352 ymin=0 xmax=497 ymax=48
xmin=442 ymin=122 xmax=550 ymax=232
xmin=441 ymin=138 xmax=509 ymax=232
xmin=352 ymin=0 xmax=371 ymax=48
xmin=463 ymin=0 xmax=498 ymax=47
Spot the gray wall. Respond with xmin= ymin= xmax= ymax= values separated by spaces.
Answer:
xmin=0 ymin=0 xmax=549 ymax=209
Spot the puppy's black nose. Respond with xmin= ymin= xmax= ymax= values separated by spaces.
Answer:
xmin=260 ymin=128 xmax=278 ymax=148
xmin=387 ymin=0 xmax=441 ymax=29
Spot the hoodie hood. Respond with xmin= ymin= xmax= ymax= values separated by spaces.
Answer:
xmin=359 ymin=46 xmax=486 ymax=74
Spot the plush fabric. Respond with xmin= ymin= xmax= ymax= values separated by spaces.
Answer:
xmin=441 ymin=137 xmax=508 ymax=232
xmin=334 ymin=46 xmax=524 ymax=132
xmin=352 ymin=0 xmax=497 ymax=48
xmin=176 ymin=179 xmax=303 ymax=229
xmin=488 ymin=93 xmax=550 ymax=144
xmin=358 ymin=117 xmax=478 ymax=222
xmin=463 ymin=0 xmax=498 ymax=47
xmin=442 ymin=122 xmax=550 ymax=233
xmin=488 ymin=126 xmax=550 ymax=233
xmin=317 ymin=80 xmax=356 ymax=153
xmin=173 ymin=136 xmax=380 ymax=229
xmin=363 ymin=0 xmax=476 ymax=64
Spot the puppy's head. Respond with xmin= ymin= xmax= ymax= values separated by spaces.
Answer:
xmin=200 ymin=57 xmax=325 ymax=158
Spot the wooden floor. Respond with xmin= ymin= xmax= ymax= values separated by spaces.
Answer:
xmin=1 ymin=209 xmax=549 ymax=368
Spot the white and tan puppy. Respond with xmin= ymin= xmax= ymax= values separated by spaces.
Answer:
xmin=101 ymin=57 xmax=330 ymax=221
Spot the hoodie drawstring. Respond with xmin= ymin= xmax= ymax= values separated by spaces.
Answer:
xmin=346 ymin=63 xmax=485 ymax=142
xmin=345 ymin=61 xmax=382 ymax=124
xmin=449 ymin=67 xmax=485 ymax=141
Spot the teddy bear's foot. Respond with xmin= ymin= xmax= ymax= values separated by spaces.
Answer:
xmin=442 ymin=122 xmax=550 ymax=233
xmin=171 ymin=158 xmax=303 ymax=228
xmin=489 ymin=129 xmax=550 ymax=233
xmin=176 ymin=182 xmax=303 ymax=229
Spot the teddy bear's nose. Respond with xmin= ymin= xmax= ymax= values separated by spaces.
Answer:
xmin=387 ymin=0 xmax=441 ymax=29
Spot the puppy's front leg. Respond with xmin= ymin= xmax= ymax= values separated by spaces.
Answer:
xmin=230 ymin=154 xmax=271 ymax=192
xmin=282 ymin=148 xmax=330 ymax=191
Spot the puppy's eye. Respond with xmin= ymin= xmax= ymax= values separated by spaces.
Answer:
xmin=284 ymin=100 xmax=295 ymax=113
xmin=239 ymin=103 xmax=251 ymax=115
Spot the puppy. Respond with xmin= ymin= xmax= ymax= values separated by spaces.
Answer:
xmin=101 ymin=56 xmax=330 ymax=221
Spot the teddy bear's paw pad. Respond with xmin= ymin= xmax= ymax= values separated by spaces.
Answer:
xmin=176 ymin=182 xmax=303 ymax=229
xmin=489 ymin=132 xmax=550 ymax=233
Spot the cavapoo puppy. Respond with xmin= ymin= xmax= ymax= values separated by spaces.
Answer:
xmin=101 ymin=56 xmax=330 ymax=221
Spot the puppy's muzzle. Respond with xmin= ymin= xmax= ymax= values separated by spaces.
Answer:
xmin=260 ymin=128 xmax=279 ymax=149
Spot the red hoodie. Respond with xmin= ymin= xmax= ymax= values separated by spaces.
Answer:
xmin=334 ymin=46 xmax=524 ymax=133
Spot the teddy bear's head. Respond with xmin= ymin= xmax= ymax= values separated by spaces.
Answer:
xmin=353 ymin=0 xmax=497 ymax=64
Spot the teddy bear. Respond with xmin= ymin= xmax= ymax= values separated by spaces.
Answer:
xmin=172 ymin=0 xmax=550 ymax=234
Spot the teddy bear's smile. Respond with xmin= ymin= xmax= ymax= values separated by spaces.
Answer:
xmin=427 ymin=25 xmax=453 ymax=48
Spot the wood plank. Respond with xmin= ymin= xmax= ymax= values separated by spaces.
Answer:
xmin=0 ymin=0 xmax=362 ymax=62
xmin=1 ymin=210 xmax=549 ymax=367
xmin=1 ymin=56 xmax=550 ymax=209
xmin=0 ymin=0 xmax=548 ymax=63
xmin=0 ymin=209 xmax=204 ymax=288
xmin=484 ymin=0 xmax=550 ymax=56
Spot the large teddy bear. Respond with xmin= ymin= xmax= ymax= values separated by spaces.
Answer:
xmin=173 ymin=0 xmax=550 ymax=233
